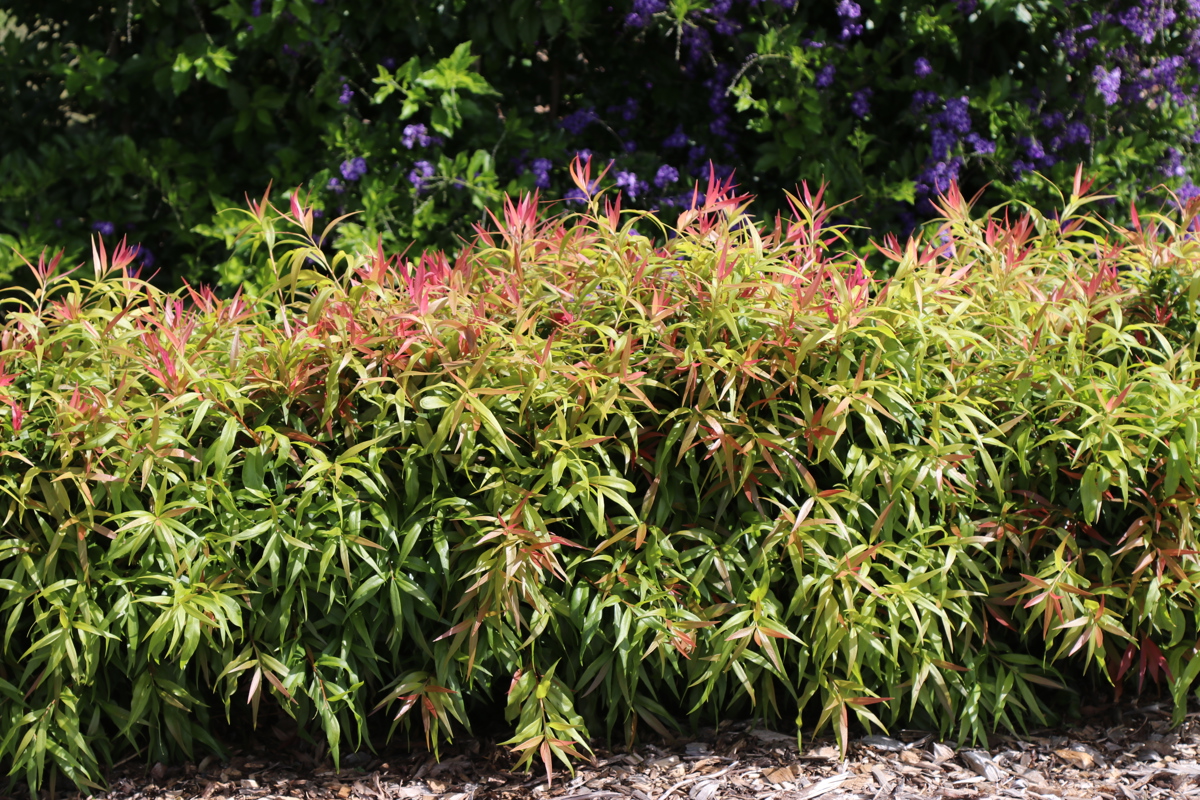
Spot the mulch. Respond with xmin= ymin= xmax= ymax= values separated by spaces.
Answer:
xmin=17 ymin=700 xmax=1200 ymax=800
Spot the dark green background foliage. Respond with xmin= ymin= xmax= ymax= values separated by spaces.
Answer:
xmin=3 ymin=176 xmax=1200 ymax=794
xmin=3 ymin=0 xmax=1200 ymax=291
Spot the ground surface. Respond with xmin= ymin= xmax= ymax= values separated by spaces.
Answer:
xmin=16 ymin=701 xmax=1200 ymax=800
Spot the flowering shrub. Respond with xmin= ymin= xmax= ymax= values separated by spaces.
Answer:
xmin=4 ymin=1 xmax=1200 ymax=289
xmin=4 ymin=166 xmax=1200 ymax=794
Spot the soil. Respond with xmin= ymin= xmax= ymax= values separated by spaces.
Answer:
xmin=14 ymin=700 xmax=1200 ymax=800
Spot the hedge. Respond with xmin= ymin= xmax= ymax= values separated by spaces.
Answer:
xmin=2 ymin=166 xmax=1200 ymax=794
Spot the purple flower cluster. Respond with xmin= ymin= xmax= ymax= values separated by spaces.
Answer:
xmin=607 ymin=97 xmax=639 ymax=122
xmin=402 ymin=123 xmax=431 ymax=149
xmin=911 ymin=89 xmax=938 ymax=110
xmin=1163 ymin=147 xmax=1188 ymax=178
xmin=408 ymin=160 xmax=434 ymax=190
xmin=1118 ymin=3 xmax=1176 ymax=44
xmin=531 ymin=158 xmax=553 ymax=188
xmin=338 ymin=83 xmax=354 ymax=105
xmin=564 ymin=178 xmax=600 ymax=205
xmin=663 ymin=126 xmax=689 ymax=148
xmin=1093 ymin=65 xmax=1121 ymax=105
xmin=92 ymin=220 xmax=115 ymax=236
xmin=837 ymin=0 xmax=864 ymax=41
xmin=850 ymin=89 xmax=873 ymax=118
xmin=654 ymin=164 xmax=679 ymax=188
xmin=964 ymin=132 xmax=995 ymax=155
xmin=703 ymin=62 xmax=737 ymax=139
xmin=916 ymin=96 xmax=980 ymax=200
xmin=406 ymin=0 xmax=1200 ymax=238
xmin=561 ymin=108 xmax=597 ymax=136
xmin=625 ymin=0 xmax=667 ymax=28
xmin=615 ymin=170 xmax=649 ymax=199
xmin=340 ymin=157 xmax=368 ymax=181
xmin=130 ymin=244 xmax=155 ymax=268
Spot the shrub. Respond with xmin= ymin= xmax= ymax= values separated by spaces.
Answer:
xmin=4 ymin=1 xmax=1200 ymax=289
xmin=3 ymin=165 xmax=1200 ymax=795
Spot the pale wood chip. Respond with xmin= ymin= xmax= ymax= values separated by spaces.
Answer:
xmin=794 ymin=772 xmax=852 ymax=800
xmin=1055 ymin=748 xmax=1095 ymax=769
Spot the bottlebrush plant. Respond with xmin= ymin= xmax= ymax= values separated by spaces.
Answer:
xmin=2 ymin=160 xmax=1200 ymax=796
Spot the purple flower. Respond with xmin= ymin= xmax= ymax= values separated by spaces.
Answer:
xmin=931 ymin=127 xmax=958 ymax=160
xmin=531 ymin=158 xmax=553 ymax=189
xmin=130 ymin=244 xmax=155 ymax=268
xmin=615 ymin=171 xmax=644 ymax=199
xmin=1020 ymin=136 xmax=1045 ymax=160
xmin=626 ymin=0 xmax=666 ymax=26
xmin=1180 ymin=181 xmax=1200 ymax=200
xmin=914 ymin=57 xmax=932 ymax=78
xmin=634 ymin=0 xmax=667 ymax=13
xmin=338 ymin=84 xmax=354 ymax=105
xmin=715 ymin=17 xmax=741 ymax=35
xmin=957 ymin=0 xmax=977 ymax=13
xmin=834 ymin=1 xmax=863 ymax=38
xmin=1063 ymin=121 xmax=1090 ymax=145
xmin=840 ymin=23 xmax=864 ymax=40
xmin=282 ymin=44 xmax=300 ymax=57
xmin=608 ymin=97 xmax=639 ymax=122
xmin=402 ymin=123 xmax=430 ymax=149
xmin=407 ymin=160 xmax=435 ymax=189
xmin=1163 ymin=148 xmax=1187 ymax=178
xmin=663 ymin=126 xmax=689 ymax=148
xmin=836 ymin=0 xmax=861 ymax=19
xmin=561 ymin=108 xmax=596 ymax=135
xmin=911 ymin=89 xmax=938 ymax=109
xmin=654 ymin=164 xmax=679 ymax=188
xmin=681 ymin=26 xmax=712 ymax=67
xmin=381 ymin=57 xmax=396 ymax=69
xmin=1093 ymin=65 xmax=1121 ymax=105
xmin=917 ymin=158 xmax=962 ymax=196
xmin=92 ymin=221 xmax=115 ymax=237
xmin=938 ymin=96 xmax=972 ymax=134
xmin=328 ymin=177 xmax=345 ymax=193
xmin=964 ymin=132 xmax=995 ymax=155
xmin=1041 ymin=111 xmax=1064 ymax=128
xmin=1118 ymin=5 xmax=1174 ymax=44
xmin=850 ymin=89 xmax=873 ymax=118
xmin=815 ymin=64 xmax=836 ymax=88
xmin=340 ymin=157 xmax=368 ymax=181
xmin=250 ymin=0 xmax=263 ymax=16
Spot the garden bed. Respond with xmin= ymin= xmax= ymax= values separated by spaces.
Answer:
xmin=64 ymin=700 xmax=1200 ymax=800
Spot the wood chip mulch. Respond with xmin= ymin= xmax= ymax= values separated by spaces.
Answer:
xmin=19 ymin=701 xmax=1200 ymax=800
